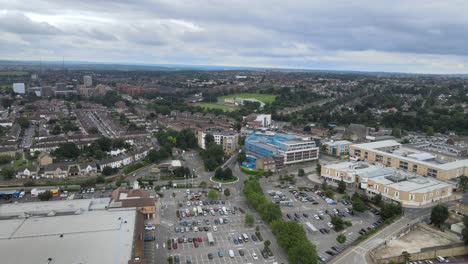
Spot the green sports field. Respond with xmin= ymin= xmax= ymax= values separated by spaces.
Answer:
xmin=198 ymin=103 xmax=237 ymax=112
xmin=218 ymin=93 xmax=276 ymax=104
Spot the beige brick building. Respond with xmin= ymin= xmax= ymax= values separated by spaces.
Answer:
xmin=349 ymin=140 xmax=468 ymax=181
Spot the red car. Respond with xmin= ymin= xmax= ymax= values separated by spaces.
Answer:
xmin=173 ymin=243 xmax=178 ymax=249
xmin=197 ymin=237 xmax=202 ymax=242
xmin=178 ymin=237 xmax=183 ymax=243
xmin=194 ymin=241 xmax=199 ymax=248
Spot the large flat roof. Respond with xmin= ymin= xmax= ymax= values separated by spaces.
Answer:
xmin=0 ymin=200 xmax=135 ymax=264
xmin=352 ymin=140 xmax=468 ymax=171
xmin=371 ymin=174 xmax=451 ymax=193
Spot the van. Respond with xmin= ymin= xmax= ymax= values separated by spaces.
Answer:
xmin=229 ymin=250 xmax=235 ymax=258
xmin=219 ymin=218 xmax=224 ymax=224
xmin=242 ymin=233 xmax=249 ymax=242
xmin=436 ymin=256 xmax=447 ymax=263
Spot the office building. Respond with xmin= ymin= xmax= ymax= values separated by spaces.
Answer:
xmin=349 ymin=140 xmax=468 ymax=181
xmin=245 ymin=131 xmax=319 ymax=166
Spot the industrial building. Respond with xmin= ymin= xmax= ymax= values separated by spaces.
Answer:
xmin=349 ymin=140 xmax=468 ymax=181
xmin=0 ymin=196 xmax=154 ymax=263
xmin=245 ymin=131 xmax=319 ymax=166
xmin=323 ymin=140 xmax=352 ymax=157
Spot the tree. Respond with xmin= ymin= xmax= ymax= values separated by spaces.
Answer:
xmin=331 ymin=216 xmax=345 ymax=231
xmin=38 ymin=191 xmax=53 ymax=201
xmin=224 ymin=188 xmax=231 ymax=197
xmin=391 ymin=127 xmax=402 ymax=138
xmin=199 ymin=181 xmax=207 ymax=190
xmin=264 ymin=240 xmax=271 ymax=249
xmin=431 ymin=205 xmax=449 ymax=227
xmin=102 ymin=166 xmax=117 ymax=176
xmin=53 ymin=142 xmax=80 ymax=159
xmin=401 ymin=251 xmax=411 ymax=263
xmin=0 ymin=155 xmax=12 ymax=165
xmin=1 ymin=165 xmax=15 ymax=180
xmin=208 ymin=189 xmax=219 ymax=200
xmin=337 ymin=179 xmax=346 ymax=194
xmin=298 ymin=168 xmax=305 ymax=177
xmin=316 ymin=163 xmax=321 ymax=174
xmin=204 ymin=134 xmax=215 ymax=149
xmin=245 ymin=214 xmax=255 ymax=226
xmin=462 ymin=216 xmax=468 ymax=245
xmin=352 ymin=193 xmax=367 ymax=212
xmin=325 ymin=189 xmax=335 ymax=198
xmin=336 ymin=234 xmax=346 ymax=244
xmin=237 ymin=150 xmax=246 ymax=163
xmin=371 ymin=193 xmax=383 ymax=206
xmin=380 ymin=203 xmax=403 ymax=220
xmin=459 ymin=176 xmax=468 ymax=192
xmin=16 ymin=116 xmax=30 ymax=129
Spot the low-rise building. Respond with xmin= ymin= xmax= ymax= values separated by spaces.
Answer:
xmin=37 ymin=152 xmax=53 ymax=166
xmin=366 ymin=171 xmax=452 ymax=207
xmin=255 ymin=156 xmax=276 ymax=171
xmin=453 ymin=194 xmax=468 ymax=216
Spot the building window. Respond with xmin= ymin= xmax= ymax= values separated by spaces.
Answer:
xmin=376 ymin=155 xmax=383 ymax=162
xmin=399 ymin=161 xmax=408 ymax=170
xmin=395 ymin=192 xmax=399 ymax=198
xmin=354 ymin=149 xmax=361 ymax=156
xmin=384 ymin=187 xmax=388 ymax=194
xmin=364 ymin=152 xmax=369 ymax=159
xmin=386 ymin=158 xmax=391 ymax=166
xmin=410 ymin=194 xmax=415 ymax=200
xmin=427 ymin=168 xmax=438 ymax=178
xmin=412 ymin=165 xmax=418 ymax=173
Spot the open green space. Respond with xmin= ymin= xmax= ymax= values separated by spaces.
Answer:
xmin=218 ymin=93 xmax=276 ymax=104
xmin=198 ymin=103 xmax=236 ymax=112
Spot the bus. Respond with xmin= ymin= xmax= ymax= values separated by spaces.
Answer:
xmin=207 ymin=232 xmax=215 ymax=245
xmin=305 ymin=222 xmax=318 ymax=232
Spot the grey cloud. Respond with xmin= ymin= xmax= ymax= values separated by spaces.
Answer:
xmin=0 ymin=12 xmax=61 ymax=35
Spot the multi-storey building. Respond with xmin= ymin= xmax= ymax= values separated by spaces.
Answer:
xmin=349 ymin=140 xmax=468 ymax=181
xmin=198 ymin=130 xmax=239 ymax=155
xmin=245 ymin=131 xmax=319 ymax=166
xmin=323 ymin=140 xmax=352 ymax=157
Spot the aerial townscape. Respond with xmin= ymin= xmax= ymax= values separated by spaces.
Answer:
xmin=1 ymin=1 xmax=468 ymax=264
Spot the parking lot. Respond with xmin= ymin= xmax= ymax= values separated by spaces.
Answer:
xmin=151 ymin=188 xmax=286 ymax=264
xmin=262 ymin=180 xmax=381 ymax=263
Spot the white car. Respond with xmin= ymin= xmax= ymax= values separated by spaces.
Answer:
xmin=187 ymin=201 xmax=191 ymax=206
xmin=213 ymin=226 xmax=218 ymax=231
xmin=145 ymin=226 xmax=156 ymax=230
xmin=327 ymin=222 xmax=334 ymax=228
xmin=252 ymin=253 xmax=258 ymax=260
xmin=229 ymin=250 xmax=235 ymax=258
xmin=314 ymin=215 xmax=320 ymax=220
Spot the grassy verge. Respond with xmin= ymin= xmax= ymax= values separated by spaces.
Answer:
xmin=210 ymin=176 xmax=238 ymax=183
xmin=241 ymin=166 xmax=263 ymax=175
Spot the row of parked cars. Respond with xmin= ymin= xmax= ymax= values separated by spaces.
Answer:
xmin=358 ymin=218 xmax=385 ymax=235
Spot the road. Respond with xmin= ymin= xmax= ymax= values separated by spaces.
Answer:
xmin=21 ymin=125 xmax=36 ymax=148
xmin=329 ymin=206 xmax=441 ymax=264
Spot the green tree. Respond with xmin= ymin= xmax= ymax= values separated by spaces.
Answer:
xmin=245 ymin=214 xmax=255 ymax=226
xmin=331 ymin=216 xmax=345 ymax=231
xmin=237 ymin=150 xmax=246 ymax=163
xmin=208 ymin=189 xmax=219 ymax=200
xmin=102 ymin=166 xmax=117 ymax=176
xmin=224 ymin=188 xmax=231 ymax=197
xmin=199 ymin=181 xmax=207 ymax=190
xmin=204 ymin=134 xmax=215 ymax=149
xmin=391 ymin=127 xmax=402 ymax=138
xmin=371 ymin=193 xmax=383 ymax=206
xmin=298 ymin=168 xmax=305 ymax=177
xmin=381 ymin=203 xmax=403 ymax=220
xmin=431 ymin=205 xmax=449 ymax=227
xmin=325 ymin=189 xmax=335 ymax=198
xmin=336 ymin=234 xmax=346 ymax=244
xmin=316 ymin=163 xmax=321 ymax=174
xmin=352 ymin=193 xmax=367 ymax=212
xmin=401 ymin=251 xmax=411 ymax=263
xmin=462 ymin=216 xmax=468 ymax=245
xmin=337 ymin=179 xmax=346 ymax=194
xmin=264 ymin=240 xmax=271 ymax=249
xmin=38 ymin=191 xmax=53 ymax=201
xmin=0 ymin=155 xmax=12 ymax=165
xmin=53 ymin=142 xmax=80 ymax=159
xmin=16 ymin=116 xmax=30 ymax=129
xmin=1 ymin=165 xmax=15 ymax=180
xmin=423 ymin=125 xmax=435 ymax=136
xmin=459 ymin=176 xmax=468 ymax=192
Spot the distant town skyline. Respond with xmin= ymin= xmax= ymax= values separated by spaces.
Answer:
xmin=0 ymin=0 xmax=467 ymax=74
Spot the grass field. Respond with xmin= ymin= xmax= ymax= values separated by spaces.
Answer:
xmin=198 ymin=103 xmax=237 ymax=112
xmin=0 ymin=71 xmax=29 ymax=76
xmin=218 ymin=93 xmax=276 ymax=104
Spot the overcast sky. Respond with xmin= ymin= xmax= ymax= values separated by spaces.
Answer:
xmin=1 ymin=0 xmax=467 ymax=73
